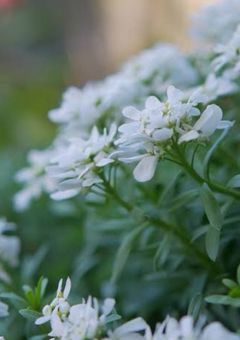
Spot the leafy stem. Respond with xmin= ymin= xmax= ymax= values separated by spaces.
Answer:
xmin=99 ymin=172 xmax=220 ymax=275
xmin=173 ymin=143 xmax=240 ymax=201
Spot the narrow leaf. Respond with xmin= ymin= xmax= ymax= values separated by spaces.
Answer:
xmin=222 ymin=279 xmax=237 ymax=289
xmin=203 ymin=128 xmax=230 ymax=180
xmin=19 ymin=308 xmax=41 ymax=321
xmin=200 ymin=184 xmax=223 ymax=231
xmin=188 ymin=293 xmax=202 ymax=321
xmin=237 ymin=264 xmax=240 ymax=285
xmin=205 ymin=295 xmax=240 ymax=307
xmin=169 ymin=189 xmax=199 ymax=211
xmin=111 ymin=225 xmax=145 ymax=283
xmin=227 ymin=174 xmax=240 ymax=188
xmin=205 ymin=227 xmax=220 ymax=261
xmin=201 ymin=184 xmax=223 ymax=260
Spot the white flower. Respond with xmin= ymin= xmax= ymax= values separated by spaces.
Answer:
xmin=200 ymin=322 xmax=240 ymax=340
xmin=179 ymin=104 xmax=233 ymax=143
xmin=48 ymin=295 xmax=115 ymax=339
xmin=35 ymin=277 xmax=71 ymax=326
xmin=13 ymin=149 xmax=57 ymax=211
xmin=213 ymin=24 xmax=240 ymax=74
xmin=116 ymin=86 xmax=222 ymax=182
xmin=48 ymin=85 xmax=104 ymax=129
xmin=146 ymin=315 xmax=240 ymax=340
xmin=107 ymin=317 xmax=148 ymax=340
xmin=191 ymin=0 xmax=240 ymax=46
xmin=0 ymin=218 xmax=20 ymax=268
xmin=48 ymin=124 xmax=117 ymax=200
xmin=198 ymin=74 xmax=238 ymax=103
xmin=121 ymin=43 xmax=197 ymax=93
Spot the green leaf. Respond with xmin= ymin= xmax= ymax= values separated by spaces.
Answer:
xmin=188 ymin=293 xmax=203 ymax=321
xmin=111 ymin=225 xmax=145 ymax=283
xmin=237 ymin=265 xmax=240 ymax=285
xmin=227 ymin=174 xmax=240 ymax=188
xmin=205 ymin=295 xmax=240 ymax=307
xmin=21 ymin=245 xmax=48 ymax=282
xmin=203 ymin=128 xmax=230 ymax=180
xmin=19 ymin=308 xmax=41 ymax=321
xmin=0 ymin=292 xmax=26 ymax=309
xmin=200 ymin=184 xmax=223 ymax=261
xmin=205 ymin=227 xmax=220 ymax=261
xmin=29 ymin=336 xmax=47 ymax=340
xmin=200 ymin=184 xmax=223 ymax=231
xmin=169 ymin=189 xmax=199 ymax=211
xmin=105 ymin=313 xmax=122 ymax=324
xmin=222 ymin=278 xmax=237 ymax=289
xmin=153 ymin=235 xmax=169 ymax=270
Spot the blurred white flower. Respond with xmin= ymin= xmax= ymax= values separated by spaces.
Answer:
xmin=0 ymin=218 xmax=20 ymax=269
xmin=121 ymin=43 xmax=198 ymax=94
xmin=48 ymin=44 xmax=198 ymax=144
xmin=212 ymin=24 xmax=240 ymax=84
xmin=106 ymin=317 xmax=148 ymax=340
xmin=48 ymin=124 xmax=117 ymax=200
xmin=191 ymin=0 xmax=240 ymax=46
xmin=13 ymin=149 xmax=57 ymax=211
xmin=198 ymin=74 xmax=238 ymax=103
xmin=48 ymin=84 xmax=105 ymax=128
xmin=146 ymin=316 xmax=240 ymax=340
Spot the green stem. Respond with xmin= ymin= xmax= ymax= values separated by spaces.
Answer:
xmin=100 ymin=173 xmax=219 ymax=274
xmin=174 ymin=144 xmax=240 ymax=201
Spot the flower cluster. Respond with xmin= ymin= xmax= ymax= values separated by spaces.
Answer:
xmin=49 ymin=44 xmax=197 ymax=133
xmin=213 ymin=24 xmax=240 ymax=78
xmin=35 ymin=278 xmax=146 ymax=340
xmin=35 ymin=278 xmax=240 ymax=340
xmin=191 ymin=0 xmax=240 ymax=46
xmin=48 ymin=124 xmax=117 ymax=200
xmin=14 ymin=149 xmax=57 ymax=211
xmin=115 ymin=86 xmax=232 ymax=182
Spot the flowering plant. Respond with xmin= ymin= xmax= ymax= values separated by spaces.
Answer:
xmin=1 ymin=0 xmax=240 ymax=339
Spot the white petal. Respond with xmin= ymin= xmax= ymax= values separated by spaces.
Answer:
xmin=180 ymin=316 xmax=194 ymax=336
xmin=57 ymin=179 xmax=82 ymax=191
xmin=194 ymin=104 xmax=223 ymax=136
xmin=50 ymin=189 xmax=79 ymax=200
xmin=119 ymin=155 xmax=145 ymax=164
xmin=102 ymin=298 xmax=115 ymax=316
xmin=122 ymin=106 xmax=141 ymax=120
xmin=63 ymin=277 xmax=71 ymax=299
xmin=201 ymin=322 xmax=240 ymax=340
xmin=35 ymin=315 xmax=51 ymax=325
xmin=49 ymin=313 xmax=64 ymax=337
xmin=217 ymin=120 xmax=234 ymax=129
xmin=145 ymin=96 xmax=162 ymax=109
xmin=133 ymin=156 xmax=158 ymax=182
xmin=114 ymin=317 xmax=148 ymax=337
xmin=152 ymin=128 xmax=173 ymax=141
xmin=178 ymin=130 xmax=199 ymax=144
xmin=167 ymin=85 xmax=183 ymax=105
xmin=96 ymin=158 xmax=114 ymax=167
xmin=56 ymin=279 xmax=63 ymax=296
xmin=118 ymin=122 xmax=139 ymax=134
